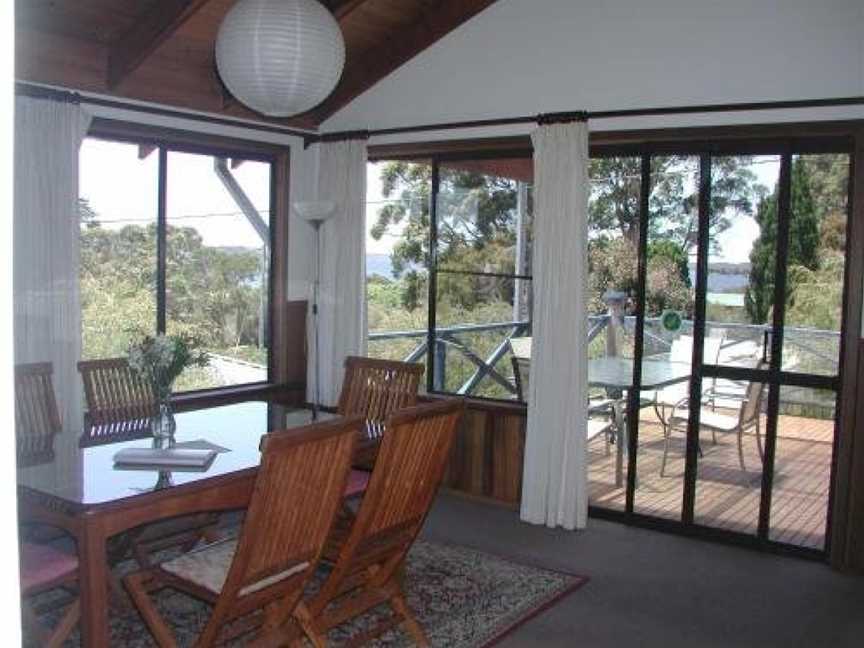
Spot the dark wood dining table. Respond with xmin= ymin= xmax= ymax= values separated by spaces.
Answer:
xmin=16 ymin=399 xmax=351 ymax=647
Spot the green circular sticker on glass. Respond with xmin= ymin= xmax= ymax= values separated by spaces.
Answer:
xmin=661 ymin=310 xmax=683 ymax=332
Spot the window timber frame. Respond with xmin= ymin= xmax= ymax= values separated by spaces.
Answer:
xmin=370 ymin=119 xmax=864 ymax=566
xmin=85 ymin=118 xmax=295 ymax=409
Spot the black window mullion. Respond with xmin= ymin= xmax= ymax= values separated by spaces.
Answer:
xmin=156 ymin=147 xmax=167 ymax=334
xmin=266 ymin=160 xmax=277 ymax=384
xmin=757 ymin=151 xmax=793 ymax=540
xmin=426 ymin=160 xmax=440 ymax=393
xmin=625 ymin=153 xmax=652 ymax=514
xmin=681 ymin=153 xmax=712 ymax=525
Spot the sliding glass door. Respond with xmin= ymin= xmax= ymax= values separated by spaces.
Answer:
xmin=594 ymin=142 xmax=854 ymax=557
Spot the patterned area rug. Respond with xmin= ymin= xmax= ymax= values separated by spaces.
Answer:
xmin=33 ymin=541 xmax=587 ymax=647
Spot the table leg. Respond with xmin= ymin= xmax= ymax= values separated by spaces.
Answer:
xmin=613 ymin=401 xmax=624 ymax=487
xmin=78 ymin=519 xmax=110 ymax=647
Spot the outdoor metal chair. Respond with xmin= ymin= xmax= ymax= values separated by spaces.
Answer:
xmin=663 ymin=362 xmax=767 ymax=476
xmin=651 ymin=335 xmax=723 ymax=441
xmin=512 ymin=354 xmax=613 ymax=453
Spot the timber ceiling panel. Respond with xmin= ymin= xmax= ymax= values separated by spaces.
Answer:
xmin=15 ymin=0 xmax=500 ymax=129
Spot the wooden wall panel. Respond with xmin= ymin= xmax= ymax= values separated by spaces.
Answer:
xmin=282 ymin=300 xmax=308 ymax=388
xmin=442 ymin=405 xmax=526 ymax=507
xmin=831 ymin=129 xmax=864 ymax=571
xmin=844 ymin=346 xmax=864 ymax=570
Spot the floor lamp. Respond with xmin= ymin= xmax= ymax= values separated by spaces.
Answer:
xmin=293 ymin=200 xmax=337 ymax=419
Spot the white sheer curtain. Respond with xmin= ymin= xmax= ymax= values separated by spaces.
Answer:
xmin=311 ymin=139 xmax=368 ymax=406
xmin=14 ymin=96 xmax=92 ymax=434
xmin=520 ymin=122 xmax=590 ymax=530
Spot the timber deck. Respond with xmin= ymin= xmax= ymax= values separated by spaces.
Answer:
xmin=587 ymin=409 xmax=834 ymax=550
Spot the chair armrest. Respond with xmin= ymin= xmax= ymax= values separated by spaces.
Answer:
xmin=668 ymin=396 xmax=691 ymax=425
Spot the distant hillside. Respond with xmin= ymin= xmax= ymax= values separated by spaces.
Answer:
xmin=710 ymin=261 xmax=752 ymax=274
xmin=215 ymin=245 xmax=263 ymax=255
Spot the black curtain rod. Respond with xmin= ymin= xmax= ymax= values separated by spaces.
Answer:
xmin=15 ymin=81 xmax=864 ymax=148
xmin=309 ymin=95 xmax=864 ymax=147
xmin=302 ymin=110 xmax=589 ymax=147
xmin=15 ymin=81 xmax=317 ymax=140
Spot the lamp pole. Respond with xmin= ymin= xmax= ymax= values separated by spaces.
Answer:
xmin=293 ymin=201 xmax=336 ymax=420
xmin=309 ymin=218 xmax=323 ymax=419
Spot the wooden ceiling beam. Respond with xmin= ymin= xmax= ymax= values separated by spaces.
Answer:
xmin=106 ymin=0 xmax=213 ymax=89
xmin=331 ymin=0 xmax=373 ymax=21
xmin=306 ymin=0 xmax=501 ymax=123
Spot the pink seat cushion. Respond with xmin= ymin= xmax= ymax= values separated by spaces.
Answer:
xmin=19 ymin=542 xmax=78 ymax=594
xmin=344 ymin=469 xmax=370 ymax=498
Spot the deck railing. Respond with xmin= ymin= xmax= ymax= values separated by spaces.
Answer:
xmin=368 ymin=315 xmax=840 ymax=409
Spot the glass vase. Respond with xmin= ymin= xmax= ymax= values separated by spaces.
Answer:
xmin=151 ymin=394 xmax=177 ymax=442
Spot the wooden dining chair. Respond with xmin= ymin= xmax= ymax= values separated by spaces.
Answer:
xmin=78 ymin=357 xmax=221 ymax=568
xmin=15 ymin=362 xmax=61 ymax=466
xmin=124 ymin=416 xmax=363 ymax=648
xmin=77 ymin=357 xmax=156 ymax=443
xmin=337 ymin=355 xmax=424 ymax=468
xmin=511 ymin=355 xmax=530 ymax=403
xmin=294 ymin=399 xmax=465 ymax=647
xmin=19 ymin=541 xmax=81 ymax=648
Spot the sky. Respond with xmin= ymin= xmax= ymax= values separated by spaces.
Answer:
xmin=81 ymin=141 xmax=773 ymax=265
xmin=364 ymin=158 xmax=780 ymax=265
xmin=365 ymin=161 xmax=405 ymax=255
xmin=80 ymin=139 xmax=271 ymax=250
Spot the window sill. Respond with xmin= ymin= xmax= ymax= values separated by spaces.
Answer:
xmin=172 ymin=381 xmax=305 ymax=412
xmin=421 ymin=392 xmax=527 ymax=415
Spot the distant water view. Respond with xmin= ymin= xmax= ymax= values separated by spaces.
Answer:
xmin=367 ymin=253 xmax=398 ymax=279
xmin=369 ymin=254 xmax=750 ymax=299
xmin=690 ymin=262 xmax=750 ymax=293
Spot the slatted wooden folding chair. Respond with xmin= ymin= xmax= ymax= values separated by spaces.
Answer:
xmin=19 ymin=541 xmax=81 ymax=648
xmin=124 ymin=416 xmax=363 ymax=648
xmin=295 ymin=399 xmax=465 ymax=647
xmin=77 ymin=357 xmax=156 ymax=444
xmin=337 ymin=356 xmax=424 ymax=469
xmin=78 ymin=357 xmax=221 ymax=568
xmin=15 ymin=362 xmax=61 ymax=466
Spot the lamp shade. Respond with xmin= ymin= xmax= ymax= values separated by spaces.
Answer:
xmin=215 ymin=0 xmax=345 ymax=117
xmin=293 ymin=200 xmax=337 ymax=223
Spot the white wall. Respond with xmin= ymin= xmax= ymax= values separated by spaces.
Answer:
xmin=324 ymin=0 xmax=864 ymax=133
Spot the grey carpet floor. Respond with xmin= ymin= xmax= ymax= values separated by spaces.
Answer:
xmin=419 ymin=494 xmax=864 ymax=648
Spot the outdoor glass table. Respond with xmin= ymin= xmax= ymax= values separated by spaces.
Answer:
xmin=588 ymin=356 xmax=692 ymax=486
xmin=16 ymin=399 xmax=349 ymax=648
xmin=510 ymin=337 xmax=691 ymax=486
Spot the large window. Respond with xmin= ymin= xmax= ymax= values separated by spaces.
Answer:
xmin=366 ymin=155 xmax=533 ymax=400
xmin=79 ymin=134 xmax=275 ymax=392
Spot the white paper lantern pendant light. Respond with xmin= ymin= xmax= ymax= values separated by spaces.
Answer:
xmin=215 ymin=0 xmax=346 ymax=117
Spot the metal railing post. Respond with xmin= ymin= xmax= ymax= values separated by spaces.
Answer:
xmin=433 ymin=337 xmax=447 ymax=391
